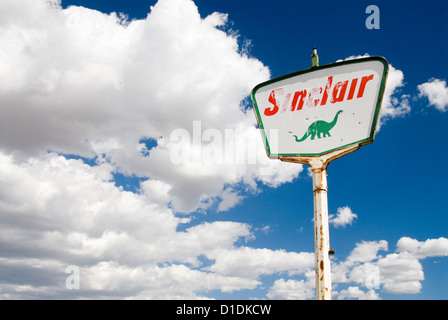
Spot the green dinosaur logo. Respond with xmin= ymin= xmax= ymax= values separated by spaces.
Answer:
xmin=290 ymin=110 xmax=343 ymax=143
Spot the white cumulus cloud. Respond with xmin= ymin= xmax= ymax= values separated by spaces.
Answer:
xmin=0 ymin=0 xmax=305 ymax=299
xmin=418 ymin=78 xmax=448 ymax=112
xmin=0 ymin=0 xmax=302 ymax=214
xmin=267 ymin=278 xmax=315 ymax=300
xmin=396 ymin=237 xmax=448 ymax=259
xmin=329 ymin=206 xmax=357 ymax=228
xmin=336 ymin=286 xmax=380 ymax=300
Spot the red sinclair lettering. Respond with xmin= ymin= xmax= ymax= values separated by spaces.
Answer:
xmin=347 ymin=78 xmax=358 ymax=100
xmin=281 ymin=93 xmax=292 ymax=113
xmin=320 ymin=76 xmax=333 ymax=106
xmin=331 ymin=80 xmax=348 ymax=103
xmin=357 ymin=74 xmax=374 ymax=98
xmin=307 ymin=87 xmax=323 ymax=107
xmin=264 ymin=74 xmax=375 ymax=116
xmin=291 ymin=90 xmax=307 ymax=111
xmin=264 ymin=89 xmax=281 ymax=116
xmin=264 ymin=88 xmax=293 ymax=116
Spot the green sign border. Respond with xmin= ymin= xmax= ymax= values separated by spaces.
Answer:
xmin=251 ymin=56 xmax=389 ymax=158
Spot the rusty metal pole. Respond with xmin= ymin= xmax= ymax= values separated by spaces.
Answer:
xmin=281 ymin=145 xmax=361 ymax=299
xmin=311 ymin=161 xmax=332 ymax=300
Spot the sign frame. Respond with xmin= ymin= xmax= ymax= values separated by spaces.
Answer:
xmin=251 ymin=56 xmax=389 ymax=159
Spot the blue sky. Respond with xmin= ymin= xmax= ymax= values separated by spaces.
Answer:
xmin=0 ymin=0 xmax=447 ymax=300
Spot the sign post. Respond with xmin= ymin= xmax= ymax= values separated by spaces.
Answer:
xmin=251 ymin=52 xmax=388 ymax=300
xmin=311 ymin=160 xmax=332 ymax=300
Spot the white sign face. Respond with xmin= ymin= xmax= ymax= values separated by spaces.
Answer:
xmin=251 ymin=57 xmax=388 ymax=158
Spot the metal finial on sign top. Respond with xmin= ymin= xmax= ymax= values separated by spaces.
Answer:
xmin=311 ymin=48 xmax=319 ymax=67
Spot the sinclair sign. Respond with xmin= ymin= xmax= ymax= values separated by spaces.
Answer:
xmin=251 ymin=56 xmax=389 ymax=158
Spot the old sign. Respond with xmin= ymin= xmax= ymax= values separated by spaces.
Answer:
xmin=251 ymin=56 xmax=389 ymax=158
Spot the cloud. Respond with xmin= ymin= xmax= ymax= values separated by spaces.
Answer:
xmin=379 ymin=65 xmax=411 ymax=121
xmin=267 ymin=278 xmax=315 ymax=300
xmin=216 ymin=188 xmax=244 ymax=212
xmin=330 ymin=236 xmax=448 ymax=297
xmin=0 ymin=0 xmax=303 ymax=214
xmin=396 ymin=237 xmax=448 ymax=259
xmin=329 ymin=206 xmax=357 ymax=228
xmin=418 ymin=78 xmax=448 ymax=112
xmin=347 ymin=240 xmax=388 ymax=263
xmin=82 ymin=262 xmax=260 ymax=299
xmin=0 ymin=0 xmax=309 ymax=299
xmin=262 ymin=235 xmax=448 ymax=300
xmin=336 ymin=286 xmax=380 ymax=300
xmin=206 ymin=248 xmax=314 ymax=279
xmin=0 ymin=151 xmax=305 ymax=298
xmin=376 ymin=251 xmax=424 ymax=294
